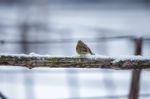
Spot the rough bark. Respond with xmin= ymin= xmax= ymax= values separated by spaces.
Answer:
xmin=0 ymin=55 xmax=150 ymax=69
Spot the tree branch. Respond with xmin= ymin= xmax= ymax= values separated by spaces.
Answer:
xmin=0 ymin=54 xmax=150 ymax=69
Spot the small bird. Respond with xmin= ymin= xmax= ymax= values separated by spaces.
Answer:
xmin=76 ymin=40 xmax=94 ymax=56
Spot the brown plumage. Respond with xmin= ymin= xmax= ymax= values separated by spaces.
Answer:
xmin=76 ymin=40 xmax=94 ymax=56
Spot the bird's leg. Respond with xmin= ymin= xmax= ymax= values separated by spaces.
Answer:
xmin=78 ymin=54 xmax=86 ymax=62
xmin=80 ymin=54 xmax=86 ymax=58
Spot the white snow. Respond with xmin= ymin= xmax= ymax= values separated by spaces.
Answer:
xmin=85 ymin=54 xmax=150 ymax=63
xmin=112 ymin=55 xmax=150 ymax=63
xmin=86 ymin=54 xmax=112 ymax=59
xmin=0 ymin=53 xmax=150 ymax=63
xmin=0 ymin=53 xmax=72 ymax=58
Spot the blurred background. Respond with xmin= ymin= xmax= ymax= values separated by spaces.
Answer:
xmin=0 ymin=0 xmax=150 ymax=99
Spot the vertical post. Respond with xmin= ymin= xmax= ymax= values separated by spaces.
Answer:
xmin=129 ymin=37 xmax=143 ymax=99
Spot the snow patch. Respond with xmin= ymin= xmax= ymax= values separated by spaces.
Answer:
xmin=112 ymin=55 xmax=150 ymax=63
xmin=86 ymin=54 xmax=112 ymax=59
xmin=0 ymin=53 xmax=150 ymax=62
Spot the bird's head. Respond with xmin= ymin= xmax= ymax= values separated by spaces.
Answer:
xmin=78 ymin=40 xmax=84 ymax=44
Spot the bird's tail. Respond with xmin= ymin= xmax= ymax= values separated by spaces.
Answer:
xmin=90 ymin=52 xmax=95 ymax=55
xmin=89 ymin=50 xmax=95 ymax=55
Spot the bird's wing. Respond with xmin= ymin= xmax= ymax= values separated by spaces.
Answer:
xmin=83 ymin=43 xmax=94 ymax=55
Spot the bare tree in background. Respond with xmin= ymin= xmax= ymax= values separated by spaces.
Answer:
xmin=17 ymin=0 xmax=50 ymax=99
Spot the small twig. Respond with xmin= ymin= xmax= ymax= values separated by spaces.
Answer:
xmin=0 ymin=92 xmax=7 ymax=99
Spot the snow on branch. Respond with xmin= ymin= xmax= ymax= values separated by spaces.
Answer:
xmin=0 ymin=53 xmax=150 ymax=69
